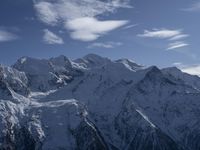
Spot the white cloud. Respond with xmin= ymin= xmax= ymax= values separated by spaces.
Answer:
xmin=123 ymin=24 xmax=138 ymax=29
xmin=88 ymin=41 xmax=122 ymax=49
xmin=182 ymin=65 xmax=200 ymax=76
xmin=138 ymin=28 xmax=189 ymax=50
xmin=34 ymin=0 xmax=131 ymax=24
xmin=65 ymin=17 xmax=128 ymax=41
xmin=167 ymin=41 xmax=189 ymax=50
xmin=138 ymin=29 xmax=187 ymax=40
xmin=34 ymin=2 xmax=59 ymax=26
xmin=169 ymin=34 xmax=189 ymax=41
xmin=173 ymin=63 xmax=200 ymax=76
xmin=182 ymin=2 xmax=200 ymax=12
xmin=43 ymin=29 xmax=64 ymax=44
xmin=34 ymin=0 xmax=130 ymax=41
xmin=0 ymin=30 xmax=18 ymax=42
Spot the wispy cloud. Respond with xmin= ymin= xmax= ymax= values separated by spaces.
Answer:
xmin=167 ymin=41 xmax=189 ymax=50
xmin=88 ymin=41 xmax=123 ymax=49
xmin=138 ymin=28 xmax=189 ymax=50
xmin=169 ymin=34 xmax=189 ymax=41
xmin=34 ymin=0 xmax=131 ymax=25
xmin=43 ymin=29 xmax=64 ymax=44
xmin=172 ymin=62 xmax=183 ymax=66
xmin=138 ymin=29 xmax=187 ymax=40
xmin=34 ymin=0 xmax=131 ymax=41
xmin=0 ymin=29 xmax=18 ymax=42
xmin=123 ymin=24 xmax=138 ymax=29
xmin=182 ymin=2 xmax=200 ymax=12
xmin=34 ymin=2 xmax=60 ymax=26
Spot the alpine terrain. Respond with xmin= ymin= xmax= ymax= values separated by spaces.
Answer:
xmin=1 ymin=54 xmax=200 ymax=150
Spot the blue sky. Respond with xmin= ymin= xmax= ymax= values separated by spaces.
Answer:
xmin=0 ymin=0 xmax=200 ymax=74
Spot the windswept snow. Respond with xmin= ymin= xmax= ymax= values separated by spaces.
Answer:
xmin=29 ymin=90 xmax=57 ymax=99
xmin=136 ymin=109 xmax=156 ymax=128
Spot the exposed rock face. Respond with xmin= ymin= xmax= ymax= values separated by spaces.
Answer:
xmin=0 ymin=65 xmax=29 ymax=99
xmin=1 ymin=54 xmax=200 ymax=150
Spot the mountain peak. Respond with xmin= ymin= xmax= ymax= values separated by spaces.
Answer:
xmin=143 ymin=66 xmax=164 ymax=81
xmin=162 ymin=67 xmax=182 ymax=74
xmin=74 ymin=53 xmax=111 ymax=69
xmin=14 ymin=56 xmax=32 ymax=65
xmin=83 ymin=53 xmax=106 ymax=59
xmin=116 ymin=58 xmax=143 ymax=71
xmin=148 ymin=66 xmax=161 ymax=72
xmin=51 ymin=55 xmax=68 ymax=61
xmin=50 ymin=55 xmax=72 ymax=67
xmin=82 ymin=53 xmax=111 ymax=63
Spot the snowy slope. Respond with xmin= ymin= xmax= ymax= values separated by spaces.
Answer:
xmin=1 ymin=54 xmax=200 ymax=150
xmin=74 ymin=54 xmax=111 ymax=69
xmin=115 ymin=58 xmax=144 ymax=71
xmin=0 ymin=94 xmax=108 ymax=150
xmin=162 ymin=67 xmax=200 ymax=90
xmin=0 ymin=65 xmax=29 ymax=99
xmin=13 ymin=56 xmax=83 ymax=92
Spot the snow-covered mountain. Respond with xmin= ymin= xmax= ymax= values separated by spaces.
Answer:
xmin=13 ymin=55 xmax=83 ymax=92
xmin=1 ymin=54 xmax=200 ymax=150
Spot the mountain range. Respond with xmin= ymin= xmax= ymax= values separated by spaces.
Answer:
xmin=0 ymin=54 xmax=200 ymax=150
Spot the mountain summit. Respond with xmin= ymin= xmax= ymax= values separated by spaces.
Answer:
xmin=0 ymin=54 xmax=200 ymax=150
